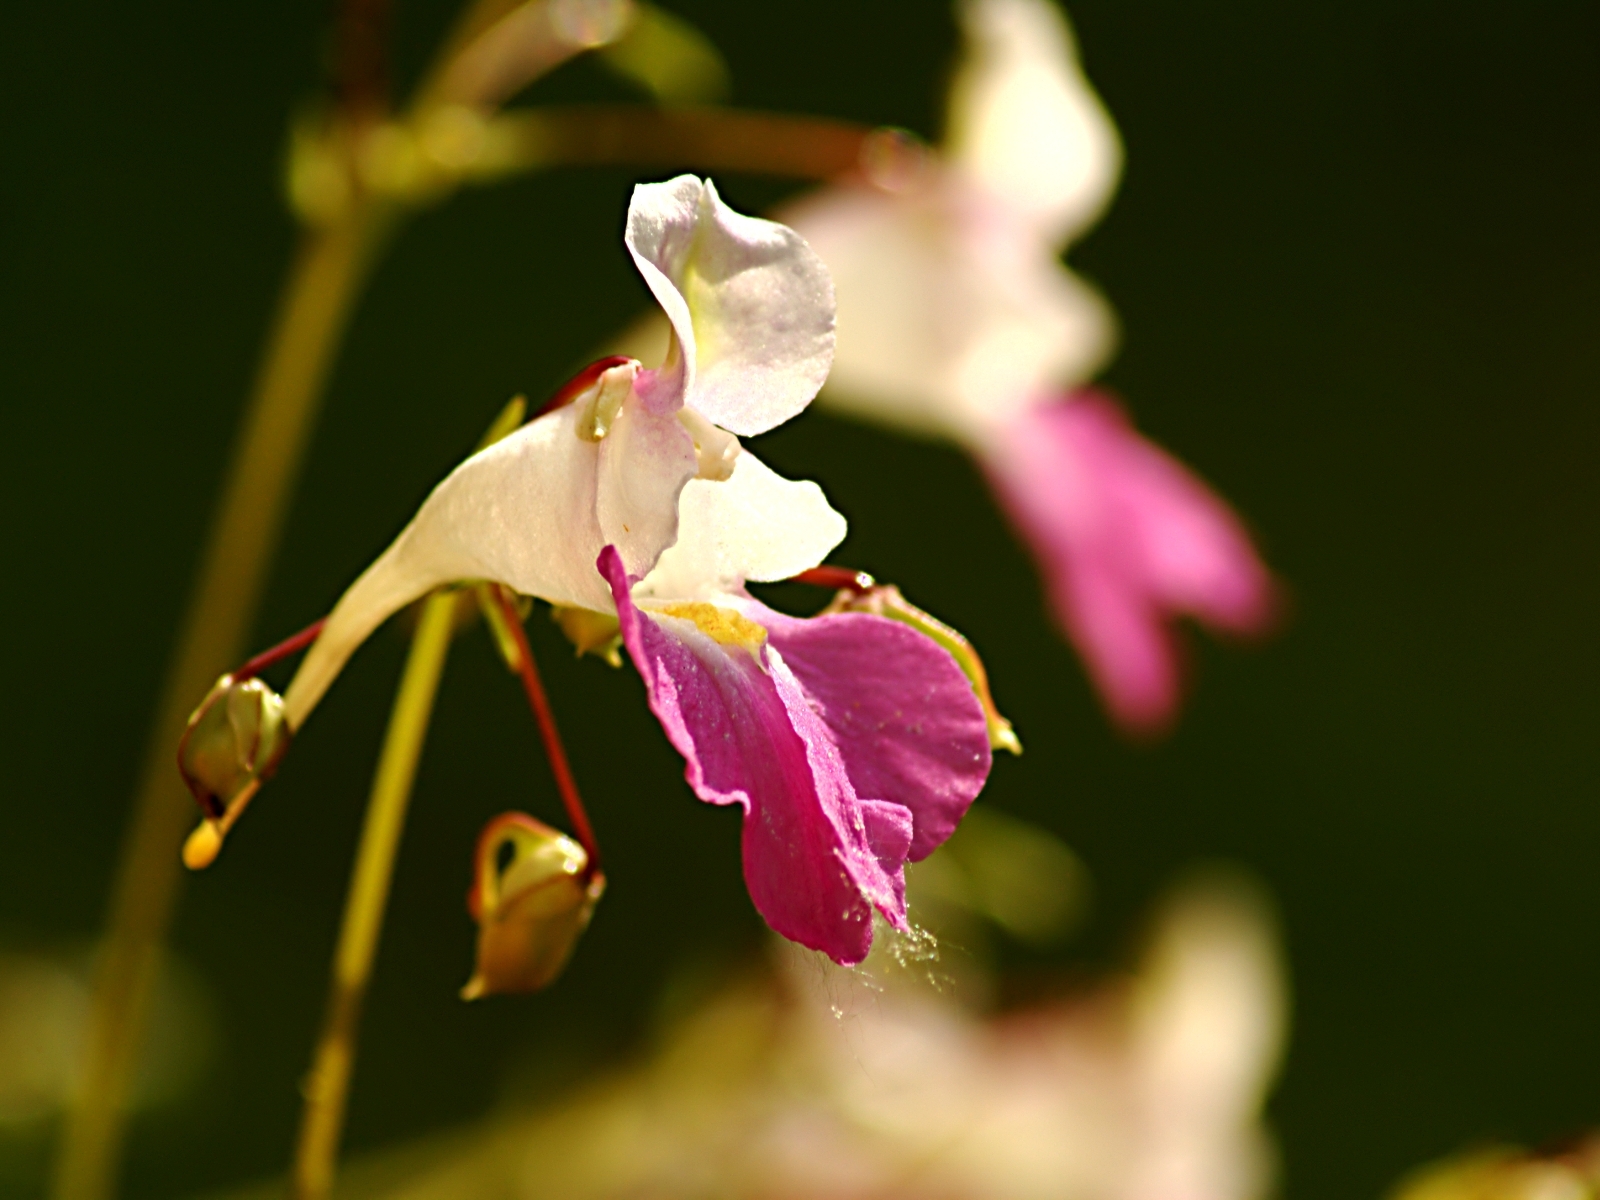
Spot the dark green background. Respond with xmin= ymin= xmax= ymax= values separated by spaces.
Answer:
xmin=3 ymin=1 xmax=1598 ymax=1196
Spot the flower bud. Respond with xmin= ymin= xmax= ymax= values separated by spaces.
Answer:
xmin=177 ymin=674 xmax=291 ymax=830
xmin=462 ymin=813 xmax=604 ymax=1000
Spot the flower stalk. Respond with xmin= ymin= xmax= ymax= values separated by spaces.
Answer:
xmin=486 ymin=584 xmax=601 ymax=869
xmin=51 ymin=213 xmax=381 ymax=1200
xmin=233 ymin=617 xmax=330 ymax=682
xmin=290 ymin=588 xmax=458 ymax=1200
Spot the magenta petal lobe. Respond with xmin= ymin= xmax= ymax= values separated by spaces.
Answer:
xmin=755 ymin=606 xmax=993 ymax=862
xmin=598 ymin=547 xmax=914 ymax=965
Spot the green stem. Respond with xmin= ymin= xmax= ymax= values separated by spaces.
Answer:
xmin=290 ymin=590 xmax=459 ymax=1200
xmin=51 ymin=212 xmax=383 ymax=1200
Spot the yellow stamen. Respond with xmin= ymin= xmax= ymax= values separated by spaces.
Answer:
xmin=657 ymin=602 xmax=768 ymax=655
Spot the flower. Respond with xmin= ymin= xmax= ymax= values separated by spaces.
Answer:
xmin=986 ymin=392 xmax=1274 ymax=731
xmin=263 ymin=175 xmax=992 ymax=965
xmin=779 ymin=0 xmax=1275 ymax=733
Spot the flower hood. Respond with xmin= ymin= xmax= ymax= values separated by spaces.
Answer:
xmin=284 ymin=176 xmax=843 ymax=729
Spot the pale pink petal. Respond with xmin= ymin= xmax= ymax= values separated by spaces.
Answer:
xmin=947 ymin=0 xmax=1122 ymax=247
xmin=782 ymin=180 xmax=1114 ymax=440
xmin=750 ymin=604 xmax=993 ymax=862
xmin=985 ymin=392 xmax=1274 ymax=732
xmin=599 ymin=546 xmax=909 ymax=965
xmin=639 ymin=449 xmax=847 ymax=602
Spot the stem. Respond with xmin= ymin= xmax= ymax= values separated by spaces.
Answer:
xmin=337 ymin=0 xmax=394 ymax=122
xmin=491 ymin=585 xmax=600 ymax=869
xmin=290 ymin=590 xmax=459 ymax=1200
xmin=233 ymin=617 xmax=329 ymax=683
xmin=482 ymin=105 xmax=892 ymax=181
xmin=51 ymin=215 xmax=381 ymax=1200
xmin=792 ymin=565 xmax=876 ymax=594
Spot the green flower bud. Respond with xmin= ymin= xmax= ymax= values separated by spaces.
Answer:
xmin=462 ymin=813 xmax=604 ymax=1000
xmin=176 ymin=674 xmax=291 ymax=867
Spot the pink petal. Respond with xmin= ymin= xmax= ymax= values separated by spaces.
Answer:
xmin=598 ymin=547 xmax=910 ymax=966
xmin=985 ymin=391 xmax=1275 ymax=733
xmin=752 ymin=605 xmax=993 ymax=862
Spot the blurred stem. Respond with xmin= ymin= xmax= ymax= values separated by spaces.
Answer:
xmin=290 ymin=590 xmax=459 ymax=1200
xmin=482 ymin=105 xmax=882 ymax=181
xmin=51 ymin=212 xmax=384 ymax=1200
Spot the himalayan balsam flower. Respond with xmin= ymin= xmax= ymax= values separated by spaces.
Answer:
xmin=781 ymin=0 xmax=1275 ymax=733
xmin=263 ymin=176 xmax=991 ymax=966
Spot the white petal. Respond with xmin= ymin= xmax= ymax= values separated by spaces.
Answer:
xmin=947 ymin=0 xmax=1122 ymax=247
xmin=283 ymin=406 xmax=610 ymax=729
xmin=783 ymin=182 xmax=1116 ymax=440
xmin=626 ymin=176 xmax=835 ymax=437
xmin=636 ymin=449 xmax=847 ymax=601
xmin=595 ymin=392 xmax=699 ymax=579
xmin=624 ymin=175 xmax=702 ymax=402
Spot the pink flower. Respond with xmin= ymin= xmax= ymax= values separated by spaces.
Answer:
xmin=778 ymin=0 xmax=1276 ymax=732
xmin=986 ymin=391 xmax=1274 ymax=734
xmin=258 ymin=176 xmax=996 ymax=963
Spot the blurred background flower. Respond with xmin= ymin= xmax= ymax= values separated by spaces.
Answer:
xmin=207 ymin=866 xmax=1284 ymax=1200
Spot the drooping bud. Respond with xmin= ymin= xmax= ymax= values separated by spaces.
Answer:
xmin=462 ymin=813 xmax=604 ymax=999
xmin=177 ymin=675 xmax=292 ymax=869
xmin=808 ymin=570 xmax=1023 ymax=755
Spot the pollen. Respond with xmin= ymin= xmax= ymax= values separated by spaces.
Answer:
xmin=657 ymin=602 xmax=768 ymax=653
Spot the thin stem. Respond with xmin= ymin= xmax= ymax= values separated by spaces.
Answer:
xmin=482 ymin=105 xmax=890 ymax=181
xmin=792 ymin=565 xmax=876 ymax=594
xmin=491 ymin=585 xmax=600 ymax=869
xmin=51 ymin=215 xmax=381 ymax=1200
xmin=290 ymin=590 xmax=459 ymax=1200
xmin=233 ymin=617 xmax=329 ymax=683
xmin=337 ymin=0 xmax=394 ymax=122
